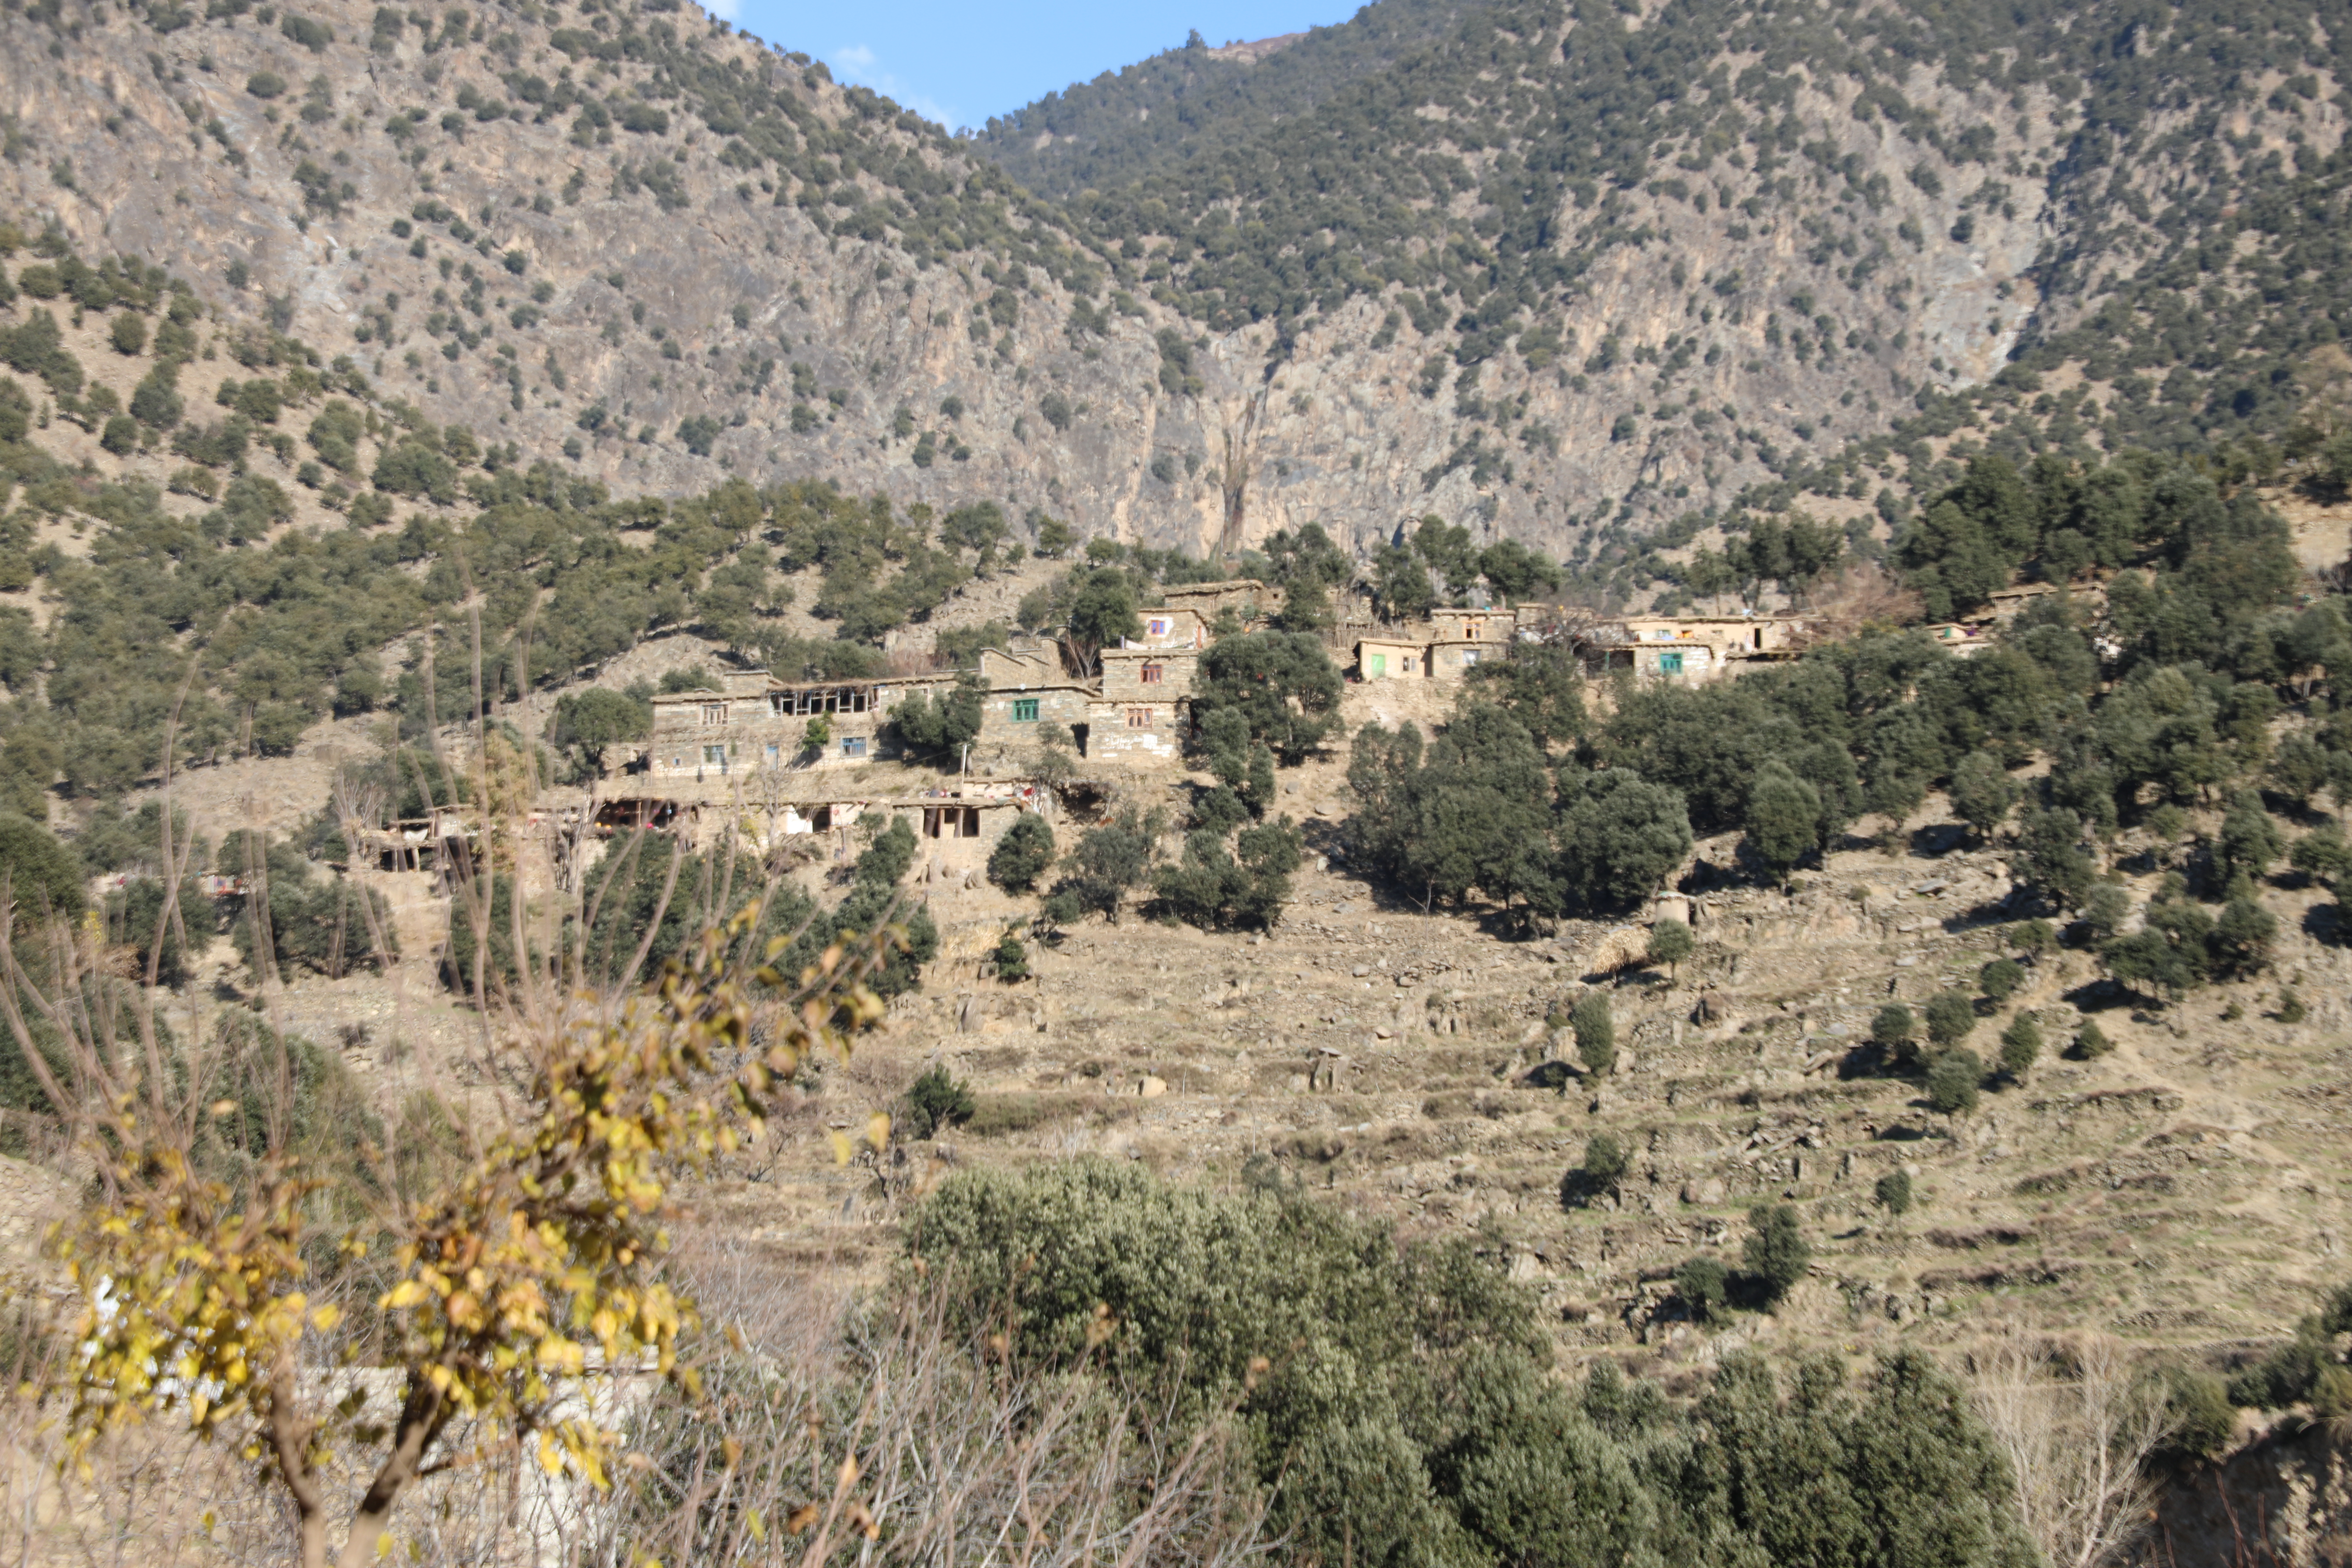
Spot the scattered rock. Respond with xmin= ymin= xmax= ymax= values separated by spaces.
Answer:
xmin=1138 ymin=1075 xmax=1168 ymax=1098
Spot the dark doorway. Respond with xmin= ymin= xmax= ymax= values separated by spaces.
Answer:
xmin=1071 ymin=723 xmax=1090 ymax=758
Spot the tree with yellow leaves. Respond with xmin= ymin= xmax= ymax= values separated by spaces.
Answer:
xmin=14 ymin=901 xmax=903 ymax=1568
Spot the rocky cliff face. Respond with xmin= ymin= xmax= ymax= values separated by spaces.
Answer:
xmin=3 ymin=0 xmax=2338 ymax=568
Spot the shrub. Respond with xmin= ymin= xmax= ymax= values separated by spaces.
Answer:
xmin=0 ymin=814 xmax=88 ymax=916
xmin=1646 ymin=916 xmax=1692 ymax=978
xmin=1978 ymin=957 xmax=2024 ymax=1002
xmin=1948 ymin=750 xmax=2019 ymax=839
xmin=902 ymin=1064 xmax=974 ymax=1140
xmin=1563 ymin=1131 xmax=1630 ymax=1208
xmin=1744 ymin=761 xmax=1821 ymax=881
xmin=99 ymin=414 xmax=138 ymax=455
xmin=1997 ymin=1013 xmax=2042 ymax=1080
xmin=1570 ymin=991 xmax=1615 ymax=1075
xmin=1870 ymin=1002 xmax=1916 ymax=1056
xmin=108 ymin=313 xmax=146 ymax=357
xmin=1559 ymin=770 xmax=1694 ymax=909
xmin=1925 ymin=1048 xmax=1983 ymax=1114
xmin=983 ymin=808 xmax=1058 ymax=893
xmin=989 ymin=930 xmax=1030 ymax=982
xmin=1875 ymin=1169 xmax=1913 ymax=1215
xmin=2277 ymin=989 xmax=2307 ymax=1023
xmin=904 ymin=1160 xmax=1546 ymax=1564
xmin=2158 ymin=1366 xmax=2237 ymax=1461
xmin=2073 ymin=1018 xmax=2112 ymax=1058
xmin=1924 ymin=990 xmax=1976 ymax=1047
xmin=1673 ymin=1256 xmax=1728 ymax=1320
xmin=1743 ymin=1203 xmax=1811 ymax=1303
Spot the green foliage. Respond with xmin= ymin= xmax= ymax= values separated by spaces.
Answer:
xmin=1744 ymin=761 xmax=1821 ymax=882
xmin=1672 ymin=1256 xmax=1728 ymax=1321
xmin=1569 ymin=992 xmax=1614 ymax=1076
xmin=902 ymin=1064 xmax=975 ymax=1140
xmin=1194 ymin=631 xmax=1342 ymax=766
xmin=2072 ymin=1019 xmax=2112 ymax=1059
xmin=1350 ymin=710 xmax=1558 ymax=917
xmin=984 ymin=811 xmax=1055 ymax=893
xmin=227 ymin=833 xmax=397 ymax=980
xmin=2217 ymin=793 xmax=2283 ymax=882
xmin=1742 ymin=1203 xmax=1811 ymax=1303
xmin=891 ymin=673 xmax=985 ymax=758
xmin=1646 ymin=917 xmax=1692 ymax=977
xmin=1978 ymin=958 xmax=2023 ymax=1003
xmin=2158 ymin=1367 xmax=2237 ymax=1461
xmin=1947 ymin=751 xmax=2019 ymax=840
xmin=1924 ymin=991 xmax=1975 ymax=1048
xmin=1563 ymin=1130 xmax=1629 ymax=1208
xmin=2291 ymin=822 xmax=2352 ymax=889
xmin=0 ymin=814 xmax=86 ymax=916
xmin=1559 ymin=768 xmax=1692 ymax=910
xmin=1042 ymin=809 xmax=1158 ymax=925
xmin=103 ymin=876 xmax=198 ymax=989
xmin=1463 ymin=641 xmax=1586 ymax=751
xmin=1997 ymin=1013 xmax=2042 ymax=1081
xmin=1149 ymin=818 xmax=1301 ymax=931
xmin=1875 ymin=1170 xmax=1913 ymax=1216
xmin=989 ymin=929 xmax=1030 ymax=982
xmin=1925 ymin=1049 xmax=1984 ymax=1115
xmin=544 ymin=687 xmax=651 ymax=778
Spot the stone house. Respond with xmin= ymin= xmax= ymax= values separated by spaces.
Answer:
xmin=1100 ymin=643 xmax=1198 ymax=700
xmin=1574 ymin=615 xmax=1811 ymax=683
xmin=1159 ymin=579 xmax=1275 ymax=622
xmin=636 ymin=667 xmax=956 ymax=777
xmin=975 ymin=645 xmax=1094 ymax=747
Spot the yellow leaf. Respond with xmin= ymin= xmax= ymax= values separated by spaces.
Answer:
xmin=865 ymin=1111 xmax=891 ymax=1151
xmin=747 ymin=1507 xmax=767 ymax=1543
xmin=828 ymin=1131 xmax=853 ymax=1166
xmin=382 ymin=1280 xmax=428 ymax=1311
xmin=722 ymin=1437 xmax=742 ymax=1470
xmin=311 ymin=1304 xmax=343 ymax=1332
xmin=538 ymin=1432 xmax=564 ymax=1476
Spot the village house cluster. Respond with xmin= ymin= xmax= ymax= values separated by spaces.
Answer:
xmin=618 ymin=586 xmax=1842 ymax=853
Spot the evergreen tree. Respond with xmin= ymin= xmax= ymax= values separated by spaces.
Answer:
xmin=1743 ymin=1204 xmax=1811 ymax=1303
xmin=1997 ymin=1013 xmax=2042 ymax=1081
xmin=1195 ymin=631 xmax=1343 ymax=766
xmin=985 ymin=812 xmax=1056 ymax=893
xmin=1646 ymin=918 xmax=1693 ymax=980
xmin=1559 ymin=769 xmax=1693 ymax=909
xmin=1744 ymin=761 xmax=1821 ymax=882
xmin=1947 ymin=750 xmax=2020 ymax=841
xmin=1924 ymin=991 xmax=1976 ymax=1048
xmin=1926 ymin=1049 xmax=1983 ymax=1114
xmin=1570 ymin=992 xmax=1615 ymax=1075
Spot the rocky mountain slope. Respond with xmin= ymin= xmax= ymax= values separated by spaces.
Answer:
xmin=5 ymin=0 xmax=2344 ymax=569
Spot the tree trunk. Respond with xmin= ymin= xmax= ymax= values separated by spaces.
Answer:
xmin=335 ymin=1377 xmax=449 ymax=1568
xmin=266 ymin=1357 xmax=330 ymax=1568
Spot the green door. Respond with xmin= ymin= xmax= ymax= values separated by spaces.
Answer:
xmin=1370 ymin=653 xmax=1387 ymax=677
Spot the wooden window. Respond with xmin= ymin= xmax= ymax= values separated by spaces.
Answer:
xmin=1141 ymin=663 xmax=1164 ymax=684
xmin=1012 ymin=698 xmax=1040 ymax=722
xmin=700 ymin=702 xmax=728 ymax=724
xmin=1126 ymin=708 xmax=1153 ymax=728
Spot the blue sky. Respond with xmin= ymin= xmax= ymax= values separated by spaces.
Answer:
xmin=714 ymin=0 xmax=1360 ymax=133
